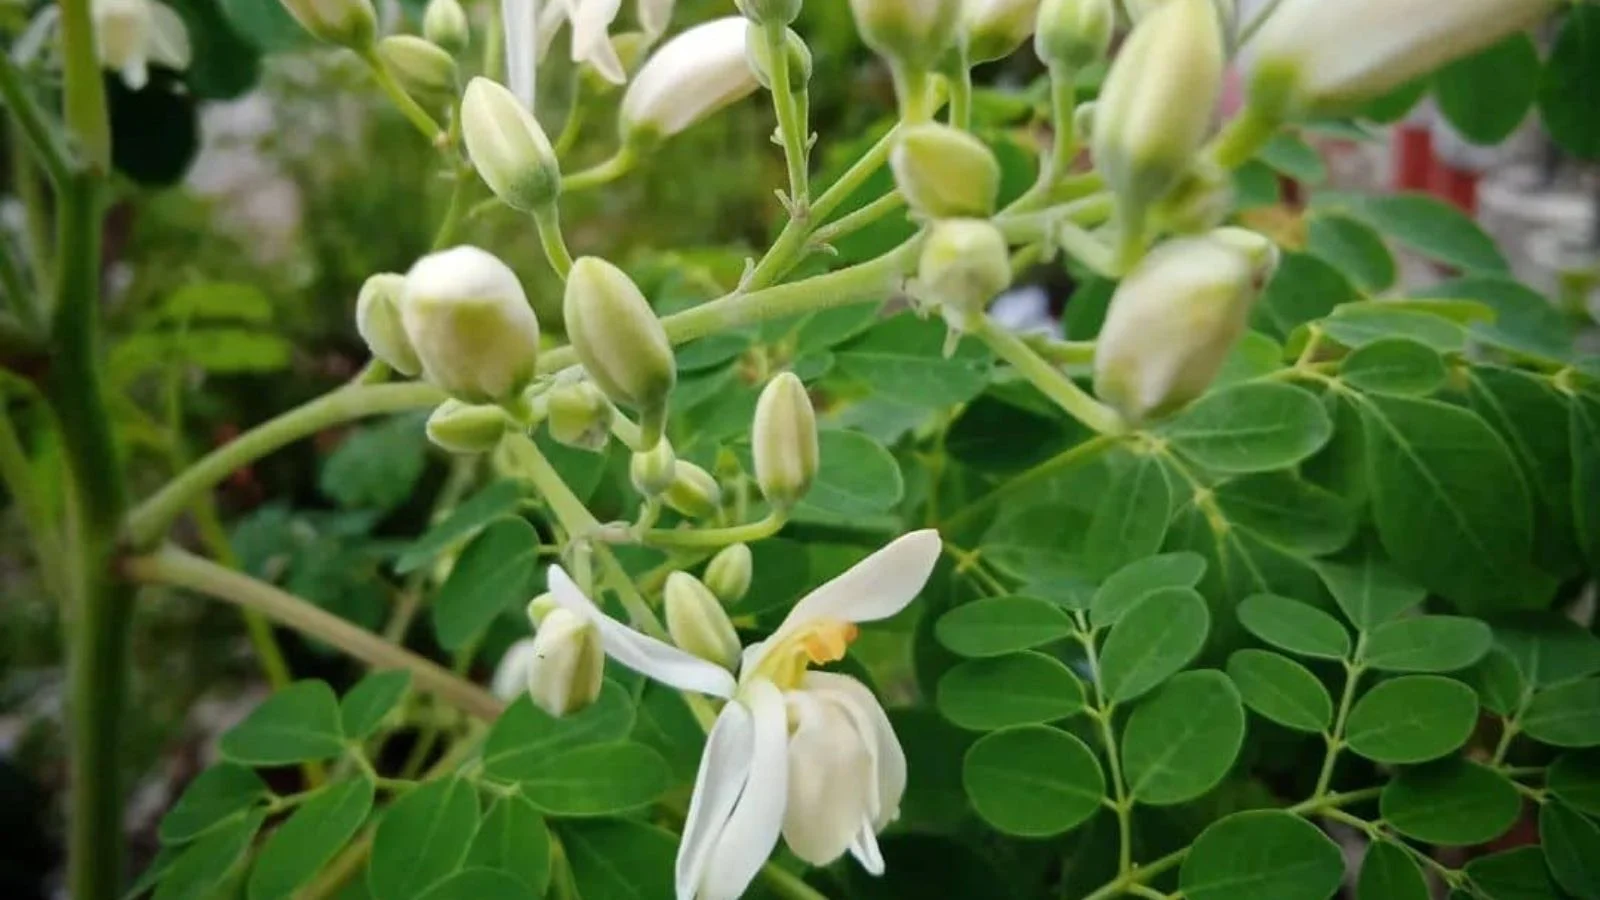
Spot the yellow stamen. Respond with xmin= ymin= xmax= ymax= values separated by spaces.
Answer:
xmin=758 ymin=619 xmax=860 ymax=690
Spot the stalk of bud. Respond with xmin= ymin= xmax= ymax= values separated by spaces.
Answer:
xmin=664 ymin=572 xmax=742 ymax=670
xmin=1034 ymin=0 xmax=1113 ymax=71
xmin=848 ymin=0 xmax=962 ymax=73
xmin=422 ymin=0 xmax=469 ymax=54
xmin=277 ymin=0 xmax=376 ymax=49
xmin=737 ymin=0 xmax=801 ymax=25
xmin=751 ymin=372 xmax=818 ymax=512
xmin=703 ymin=543 xmax=753 ymax=605
xmin=1093 ymin=227 xmax=1278 ymax=422
xmin=663 ymin=461 xmax=722 ymax=519
xmin=356 ymin=273 xmax=421 ymax=376
xmin=377 ymin=36 xmax=458 ymax=103
xmin=890 ymin=123 xmax=1001 ymax=219
xmin=426 ymin=400 xmax=511 ymax=454
xmin=461 ymin=77 xmax=562 ymax=213
xmin=965 ymin=0 xmax=1040 ymax=64
xmin=631 ymin=439 xmax=678 ymax=497
xmin=546 ymin=381 xmax=615 ymax=452
xmin=401 ymin=246 xmax=541 ymax=404
xmin=745 ymin=23 xmax=813 ymax=93
xmin=563 ymin=257 xmax=676 ymax=447
xmin=917 ymin=219 xmax=1011 ymax=336
xmin=525 ymin=608 xmax=606 ymax=717
xmin=621 ymin=18 xmax=760 ymax=142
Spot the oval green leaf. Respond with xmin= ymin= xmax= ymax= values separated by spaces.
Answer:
xmin=1435 ymin=33 xmax=1541 ymax=145
xmin=796 ymin=429 xmax=906 ymax=519
xmin=1226 ymin=649 xmax=1333 ymax=733
xmin=220 ymin=680 xmax=346 ymax=766
xmin=1345 ymin=676 xmax=1478 ymax=764
xmin=368 ymin=778 xmax=480 ymax=900
xmin=1180 ymin=810 xmax=1344 ymax=900
xmin=1541 ymin=801 xmax=1600 ymax=898
xmin=1549 ymin=751 xmax=1600 ymax=816
xmin=1161 ymin=383 xmax=1333 ymax=474
xmin=1098 ymin=587 xmax=1210 ymax=703
xmin=432 ymin=518 xmax=541 ymax=651
xmin=1522 ymin=678 xmax=1600 ymax=748
xmin=1089 ymin=552 xmax=1207 ymax=629
xmin=1495 ymin=614 xmax=1600 ymax=688
xmin=558 ymin=819 xmax=678 ymax=900
xmin=1237 ymin=594 xmax=1351 ymax=661
xmin=1341 ymin=338 xmax=1448 ymax=397
xmin=1538 ymin=5 xmax=1600 ymax=160
xmin=1466 ymin=647 xmax=1525 ymax=717
xmin=1212 ymin=472 xmax=1356 ymax=557
xmin=1465 ymin=847 xmax=1563 ymax=900
xmin=1380 ymin=759 xmax=1519 ymax=846
xmin=1122 ymin=670 xmax=1246 ymax=806
xmin=937 ymin=652 xmax=1086 ymax=731
xmin=1308 ymin=213 xmax=1395 ymax=293
xmin=159 ymin=764 xmax=268 ymax=844
xmin=466 ymin=794 xmax=551 ymax=895
xmin=482 ymin=682 xmax=634 ymax=782
xmin=1363 ymin=616 xmax=1493 ymax=673
xmin=1357 ymin=841 xmax=1427 ymax=900
xmin=935 ymin=596 xmax=1075 ymax=658
xmin=521 ymin=743 xmax=672 ymax=816
xmin=153 ymin=809 xmax=266 ymax=900
xmin=417 ymin=869 xmax=531 ymax=900
xmin=1082 ymin=452 xmax=1174 ymax=577
xmin=248 ymin=778 xmax=374 ymax=900
xmin=1313 ymin=551 xmax=1424 ymax=631
xmin=963 ymin=725 xmax=1105 ymax=837
xmin=340 ymin=670 xmax=411 ymax=741
xmin=396 ymin=480 xmax=524 ymax=574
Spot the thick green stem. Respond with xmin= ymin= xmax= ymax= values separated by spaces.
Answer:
xmin=1208 ymin=106 xmax=1279 ymax=171
xmin=57 ymin=0 xmax=108 ymax=169
xmin=764 ymin=21 xmax=810 ymax=211
xmin=945 ymin=55 xmax=973 ymax=130
xmin=533 ymin=204 xmax=574 ymax=279
xmin=892 ymin=64 xmax=934 ymax=124
xmin=809 ymin=191 xmax=906 ymax=248
xmin=641 ymin=513 xmax=786 ymax=551
xmin=973 ymin=317 xmax=1126 ymax=435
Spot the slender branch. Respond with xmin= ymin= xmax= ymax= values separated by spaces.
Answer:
xmin=763 ymin=21 xmax=810 ymax=212
xmin=360 ymin=51 xmax=445 ymax=143
xmin=0 ymin=51 xmax=72 ymax=185
xmin=431 ymin=166 xmax=474 ymax=251
xmin=562 ymin=148 xmax=637 ymax=192
xmin=973 ymin=316 xmax=1126 ymax=436
xmin=809 ymin=191 xmax=906 ymax=248
xmin=533 ymin=204 xmax=574 ymax=279
xmin=1313 ymin=637 xmax=1367 ymax=799
xmin=1075 ymin=615 xmax=1134 ymax=876
xmin=945 ymin=54 xmax=973 ymax=130
xmin=641 ymin=513 xmax=786 ymax=551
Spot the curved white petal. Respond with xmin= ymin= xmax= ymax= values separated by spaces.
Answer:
xmin=547 ymin=566 xmax=736 ymax=698
xmin=569 ymin=0 xmax=626 ymax=84
xmin=502 ymin=0 xmax=539 ymax=108
xmin=491 ymin=637 xmax=540 ymax=700
xmin=636 ymin=0 xmax=672 ymax=38
xmin=676 ymin=701 xmax=754 ymax=900
xmin=535 ymin=0 xmax=568 ymax=57
xmin=699 ymin=679 xmax=788 ymax=900
xmin=119 ymin=59 xmax=149 ymax=89
xmin=781 ymin=691 xmax=875 ymax=867
xmin=620 ymin=17 xmax=758 ymax=137
xmin=849 ymin=818 xmax=885 ymax=875
xmin=805 ymin=672 xmax=906 ymax=828
xmin=145 ymin=2 xmax=190 ymax=70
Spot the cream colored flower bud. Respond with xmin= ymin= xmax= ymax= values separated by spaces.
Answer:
xmin=546 ymin=381 xmax=614 ymax=452
xmin=527 ymin=592 xmax=558 ymax=627
xmin=278 ymin=0 xmax=376 ymax=48
xmin=664 ymin=572 xmax=742 ymax=670
xmin=849 ymin=0 xmax=962 ymax=71
xmin=422 ymin=0 xmax=469 ymax=54
xmin=703 ymin=543 xmax=754 ymax=605
xmin=965 ymin=0 xmax=1040 ymax=64
xmin=1093 ymin=228 xmax=1278 ymax=422
xmin=1092 ymin=0 xmax=1223 ymax=244
xmin=401 ymin=246 xmax=541 ymax=404
xmin=563 ymin=257 xmax=675 ymax=440
xmin=631 ymin=439 xmax=679 ymax=497
xmin=461 ymin=77 xmax=562 ymax=213
xmin=663 ymin=461 xmax=722 ymax=519
xmin=737 ymin=0 xmax=801 ymax=25
xmin=526 ymin=608 xmax=605 ymax=718
xmin=378 ymin=36 xmax=458 ymax=103
xmin=890 ymin=123 xmax=1000 ymax=219
xmin=1249 ymin=0 xmax=1557 ymax=120
xmin=356 ymin=273 xmax=421 ymax=376
xmin=621 ymin=17 xmax=760 ymax=141
xmin=918 ymin=219 xmax=1011 ymax=334
xmin=745 ymin=22 xmax=813 ymax=93
xmin=752 ymin=372 xmax=818 ymax=512
xmin=1035 ymin=0 xmax=1113 ymax=70
xmin=426 ymin=400 xmax=511 ymax=454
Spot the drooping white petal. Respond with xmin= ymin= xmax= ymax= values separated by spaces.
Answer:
xmin=699 ymin=679 xmax=789 ymax=900
xmin=491 ymin=637 xmax=540 ymax=700
xmin=676 ymin=701 xmax=754 ymax=900
xmin=535 ymin=0 xmax=568 ymax=57
xmin=805 ymin=672 xmax=906 ymax=828
xmin=569 ymin=0 xmax=626 ymax=84
xmin=502 ymin=0 xmax=539 ymax=108
xmin=547 ymin=565 xmax=737 ymax=698
xmin=145 ymin=2 xmax=191 ymax=70
xmin=636 ymin=0 xmax=673 ymax=38
xmin=848 ymin=819 xmax=885 ymax=876
xmin=781 ymin=691 xmax=876 ymax=867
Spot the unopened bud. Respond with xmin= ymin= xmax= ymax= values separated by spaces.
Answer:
xmin=462 ymin=76 xmax=562 ymax=213
xmin=704 ymin=543 xmax=754 ymax=605
xmin=1035 ymin=0 xmax=1114 ymax=70
xmin=631 ymin=439 xmax=678 ymax=497
xmin=737 ymin=0 xmax=801 ymax=25
xmin=546 ymin=381 xmax=614 ymax=452
xmin=527 ymin=592 xmax=558 ymax=626
xmin=664 ymin=572 xmax=742 ymax=670
xmin=426 ymin=400 xmax=511 ymax=454
xmin=422 ymin=0 xmax=469 ymax=54
xmin=564 ymin=257 xmax=675 ymax=443
xmin=1123 ymin=0 xmax=1234 ymax=24
xmin=378 ymin=35 xmax=458 ymax=103
xmin=890 ymin=123 xmax=1000 ymax=219
xmin=849 ymin=0 xmax=961 ymax=72
xmin=918 ymin=219 xmax=1012 ymax=335
xmin=752 ymin=372 xmax=818 ymax=511
xmin=745 ymin=23 xmax=813 ymax=92
xmin=663 ymin=461 xmax=722 ymax=519
xmin=525 ymin=608 xmax=605 ymax=718
xmin=401 ymin=246 xmax=541 ymax=403
xmin=1093 ymin=228 xmax=1278 ymax=422
xmin=356 ymin=273 xmax=421 ymax=376
xmin=965 ymin=0 xmax=1040 ymax=64
xmin=277 ymin=0 xmax=375 ymax=49
xmin=621 ymin=18 xmax=760 ymax=141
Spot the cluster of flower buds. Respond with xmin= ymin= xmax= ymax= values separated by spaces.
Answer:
xmin=564 ymin=257 xmax=677 ymax=449
xmin=461 ymin=76 xmax=563 ymax=214
xmin=277 ymin=0 xmax=376 ymax=50
xmin=752 ymin=372 xmax=819 ymax=512
xmin=630 ymin=439 xmax=724 ymax=518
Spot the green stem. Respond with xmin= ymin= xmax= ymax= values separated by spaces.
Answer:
xmin=760 ymin=863 xmax=829 ymax=900
xmin=1076 ymin=616 xmax=1133 ymax=876
xmin=0 ymin=50 xmax=73 ymax=186
xmin=1054 ymin=221 xmax=1116 ymax=277
xmin=553 ymin=104 xmax=587 ymax=159
xmin=57 ymin=0 xmax=108 ymax=169
xmin=892 ymin=64 xmax=934 ymax=124
xmin=942 ymin=434 xmax=1119 ymax=532
xmin=361 ymin=51 xmax=445 ymax=143
xmin=1208 ymin=106 xmax=1279 ymax=171
xmin=1045 ymin=64 xmax=1078 ymax=178
xmin=764 ymin=21 xmax=810 ymax=211
xmin=809 ymin=191 xmax=905 ymax=247
xmin=562 ymin=147 xmax=637 ymax=192
xmin=1022 ymin=336 xmax=1096 ymax=368
xmin=641 ymin=513 xmax=786 ymax=551
xmin=1313 ymin=638 xmax=1367 ymax=799
xmin=973 ymin=317 xmax=1126 ymax=435
xmin=431 ymin=166 xmax=474 ymax=251
xmin=533 ymin=204 xmax=575 ymax=279
xmin=945 ymin=55 xmax=973 ymax=130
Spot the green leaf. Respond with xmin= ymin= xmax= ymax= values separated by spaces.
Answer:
xmin=482 ymin=685 xmax=634 ymax=782
xmin=1361 ymin=78 xmax=1429 ymax=124
xmin=1226 ymin=650 xmax=1332 ymax=733
xmin=632 ymin=684 xmax=707 ymax=784
xmin=1522 ymin=678 xmax=1600 ymax=748
xmin=1358 ymin=841 xmax=1427 ymax=900
xmin=558 ymin=819 xmax=677 ymax=900
xmin=1320 ymin=304 xmax=1467 ymax=353
xmin=1122 ymin=670 xmax=1246 ymax=805
xmin=1089 ymin=552 xmax=1207 ymax=629
xmin=1574 ymin=393 xmax=1600 ymax=571
xmin=1539 ymin=5 xmax=1600 ymax=160
xmin=1180 ymin=810 xmax=1344 ymax=900
xmin=1434 ymin=33 xmax=1541 ymax=144
xmin=1320 ymin=192 xmax=1509 ymax=273
xmin=1341 ymin=339 xmax=1448 ymax=396
xmin=431 ymin=519 xmax=541 ymax=651
xmin=1237 ymin=594 xmax=1351 ymax=661
xmin=1550 ymin=751 xmax=1600 ymax=816
xmin=935 ymin=596 xmax=1074 ymax=658
xmin=833 ymin=313 xmax=990 ymax=409
xmin=1253 ymin=252 xmax=1358 ymax=341
xmin=1313 ymin=551 xmax=1424 ymax=630
xmin=1541 ymin=801 xmax=1600 ymax=898
xmin=1380 ymin=759 xmax=1519 ymax=846
xmin=153 ymin=809 xmax=265 ymax=900
xmin=795 ymin=429 xmax=905 ymax=520
xmin=1308 ymin=213 xmax=1396 ymax=292
xmin=1419 ymin=276 xmax=1573 ymax=362
xmin=416 ymin=870 xmax=531 ymax=900
xmin=1469 ymin=367 xmax=1581 ymax=577
xmin=1258 ymin=132 xmax=1327 ymax=184
xmin=320 ymin=415 xmax=428 ymax=513
xmin=1360 ymin=394 xmax=1535 ymax=613
xmin=465 ymin=794 xmax=550 ymax=895
xmin=1081 ymin=452 xmax=1174 ymax=577
xmin=1363 ymin=616 xmax=1492 ymax=673
xmin=220 ymin=681 xmax=346 ymax=766
xmin=1098 ymin=588 xmax=1209 ymax=703
xmin=1212 ymin=472 xmax=1356 ymax=556
xmin=1466 ymin=648 xmax=1525 ymax=717
xmin=396 ymin=481 xmax=525 ymax=574
xmin=159 ymin=281 xmax=274 ymax=323
xmin=521 ymin=743 xmax=672 ymax=816
xmin=981 ymin=501 xmax=1091 ymax=584
xmin=248 ymin=778 xmax=375 ymax=900
xmin=1465 ymin=847 xmax=1565 ymax=900
xmin=340 ymin=671 xmax=411 ymax=741
xmin=159 ymin=764 xmax=268 ymax=844
xmin=963 ymin=725 xmax=1105 ymax=837
xmin=1233 ymin=160 xmax=1282 ymax=210
xmin=368 ymin=778 xmax=479 ymax=900
xmin=937 ymin=652 xmax=1086 ymax=731
xmin=1345 ymin=676 xmax=1478 ymax=764
xmin=1495 ymin=614 xmax=1600 ymax=688
xmin=1161 ymin=383 xmax=1332 ymax=474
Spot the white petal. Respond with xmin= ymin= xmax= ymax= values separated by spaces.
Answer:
xmin=619 ymin=17 xmax=758 ymax=137
xmin=570 ymin=0 xmax=626 ymax=84
xmin=145 ymin=2 xmax=190 ymax=70
xmin=636 ymin=0 xmax=672 ymax=38
xmin=699 ymin=679 xmax=789 ymax=900
xmin=535 ymin=0 xmax=568 ymax=57
xmin=547 ymin=566 xmax=736 ymax=698
xmin=848 ymin=819 xmax=885 ymax=876
xmin=676 ymin=702 xmax=754 ymax=900
xmin=502 ymin=0 xmax=538 ymax=109
xmin=781 ymin=691 xmax=875 ymax=867
xmin=491 ymin=638 xmax=540 ymax=700
xmin=120 ymin=59 xmax=148 ymax=89
xmin=804 ymin=672 xmax=906 ymax=828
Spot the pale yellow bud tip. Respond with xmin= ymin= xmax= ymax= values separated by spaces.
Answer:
xmin=665 ymin=572 xmax=742 ymax=670
xmin=752 ymin=372 xmax=819 ymax=511
xmin=890 ymin=123 xmax=1001 ymax=219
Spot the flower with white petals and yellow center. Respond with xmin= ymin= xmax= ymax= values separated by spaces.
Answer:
xmin=540 ymin=529 xmax=942 ymax=900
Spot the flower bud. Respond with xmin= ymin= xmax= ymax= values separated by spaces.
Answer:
xmin=426 ymin=400 xmax=512 ymax=454
xmin=356 ymin=273 xmax=421 ymax=376
xmin=1092 ymin=0 xmax=1223 ymax=247
xmin=1093 ymin=228 xmax=1278 ymax=422
xmin=703 ymin=543 xmax=753 ymax=605
xmin=1248 ymin=0 xmax=1557 ymax=120
xmin=526 ymin=608 xmax=605 ymax=718
xmin=890 ymin=123 xmax=1000 ymax=219
xmin=663 ymin=461 xmax=722 ymax=519
xmin=917 ymin=219 xmax=1012 ymax=334
xmin=563 ymin=257 xmax=675 ymax=441
xmin=621 ymin=17 xmax=760 ymax=141
xmin=422 ymin=0 xmax=469 ymax=55
xmin=631 ymin=439 xmax=678 ymax=497
xmin=401 ymin=246 xmax=541 ymax=404
xmin=745 ymin=22 xmax=813 ymax=93
xmin=752 ymin=372 xmax=818 ymax=512
xmin=378 ymin=35 xmax=458 ymax=103
xmin=664 ymin=572 xmax=742 ymax=670
xmin=965 ymin=0 xmax=1040 ymax=64
xmin=277 ymin=0 xmax=376 ymax=49
xmin=849 ymin=0 xmax=962 ymax=72
xmin=527 ymin=592 xmax=558 ymax=626
xmin=1034 ymin=0 xmax=1114 ymax=71
xmin=461 ymin=76 xmax=562 ymax=213
xmin=546 ymin=381 xmax=614 ymax=452
xmin=737 ymin=0 xmax=801 ymax=26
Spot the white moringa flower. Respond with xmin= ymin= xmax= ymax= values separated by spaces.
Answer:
xmin=542 ymin=530 xmax=943 ymax=900
xmin=621 ymin=17 xmax=759 ymax=140
xmin=565 ymin=0 xmax=628 ymax=84
xmin=93 ymin=0 xmax=190 ymax=90
xmin=502 ymin=0 xmax=539 ymax=108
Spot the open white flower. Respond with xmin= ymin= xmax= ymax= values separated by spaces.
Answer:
xmin=93 ymin=0 xmax=190 ymax=90
xmin=564 ymin=0 xmax=628 ymax=84
xmin=542 ymin=529 xmax=943 ymax=900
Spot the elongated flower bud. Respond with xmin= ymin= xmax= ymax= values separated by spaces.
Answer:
xmin=426 ymin=400 xmax=511 ymax=454
xmin=462 ymin=77 xmax=561 ymax=213
xmin=563 ymin=257 xmax=675 ymax=443
xmin=278 ymin=0 xmax=375 ymax=49
xmin=917 ymin=219 xmax=1011 ymax=335
xmin=422 ymin=0 xmax=469 ymax=54
xmin=1249 ymin=0 xmax=1557 ymax=120
xmin=664 ymin=572 xmax=742 ymax=670
xmin=752 ymin=372 xmax=818 ymax=512
xmin=631 ymin=439 xmax=678 ymax=497
xmin=546 ymin=381 xmax=614 ymax=452
xmin=849 ymin=0 xmax=961 ymax=71
xmin=1034 ymin=0 xmax=1113 ymax=71
xmin=745 ymin=22 xmax=813 ymax=93
xmin=356 ymin=273 xmax=421 ymax=376
xmin=526 ymin=608 xmax=605 ymax=717
xmin=737 ymin=0 xmax=801 ymax=25
xmin=1093 ymin=228 xmax=1278 ymax=422
xmin=378 ymin=35 xmax=458 ymax=103
xmin=401 ymin=246 xmax=541 ymax=404
xmin=663 ymin=461 xmax=722 ymax=518
xmin=621 ymin=17 xmax=760 ymax=141
xmin=965 ymin=0 xmax=1040 ymax=64
xmin=703 ymin=543 xmax=753 ymax=605
xmin=891 ymin=123 xmax=1000 ymax=219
